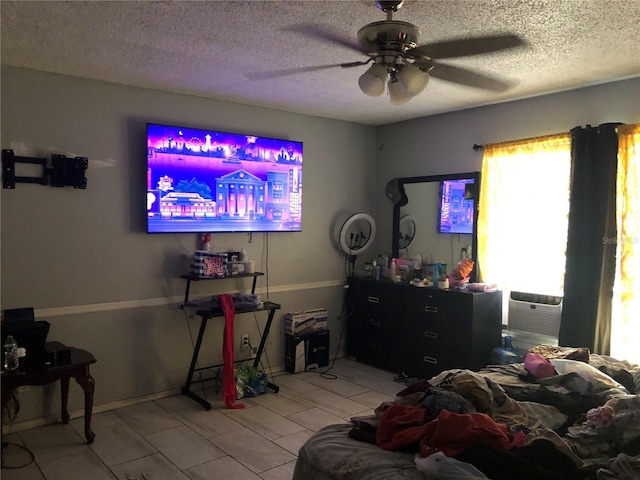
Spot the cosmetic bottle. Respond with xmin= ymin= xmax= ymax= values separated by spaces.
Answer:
xmin=4 ymin=335 xmax=18 ymax=371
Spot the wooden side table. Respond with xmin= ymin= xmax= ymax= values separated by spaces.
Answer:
xmin=1 ymin=341 xmax=97 ymax=444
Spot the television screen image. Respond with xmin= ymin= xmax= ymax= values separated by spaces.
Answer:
xmin=146 ymin=123 xmax=303 ymax=234
xmin=438 ymin=178 xmax=475 ymax=234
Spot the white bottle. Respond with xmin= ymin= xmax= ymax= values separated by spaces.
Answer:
xmin=4 ymin=335 xmax=19 ymax=371
xmin=390 ymin=259 xmax=397 ymax=279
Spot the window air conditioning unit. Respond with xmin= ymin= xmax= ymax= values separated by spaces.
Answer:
xmin=507 ymin=291 xmax=563 ymax=351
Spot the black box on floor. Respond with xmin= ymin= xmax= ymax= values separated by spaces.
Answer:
xmin=285 ymin=329 xmax=329 ymax=373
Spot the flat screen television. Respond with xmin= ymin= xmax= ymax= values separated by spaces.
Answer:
xmin=146 ymin=123 xmax=303 ymax=234
xmin=438 ymin=178 xmax=475 ymax=234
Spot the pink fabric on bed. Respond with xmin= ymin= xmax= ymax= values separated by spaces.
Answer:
xmin=524 ymin=352 xmax=557 ymax=378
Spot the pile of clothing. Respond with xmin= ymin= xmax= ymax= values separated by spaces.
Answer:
xmin=347 ymin=344 xmax=640 ymax=479
xmin=348 ymin=369 xmax=592 ymax=480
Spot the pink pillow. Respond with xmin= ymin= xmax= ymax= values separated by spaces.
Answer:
xmin=524 ymin=352 xmax=557 ymax=378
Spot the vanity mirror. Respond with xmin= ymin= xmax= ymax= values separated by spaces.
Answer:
xmin=390 ymin=172 xmax=480 ymax=282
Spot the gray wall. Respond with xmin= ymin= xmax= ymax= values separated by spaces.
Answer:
xmin=374 ymin=77 xmax=640 ymax=259
xmin=1 ymin=67 xmax=376 ymax=423
xmin=2 ymin=66 xmax=639 ymax=426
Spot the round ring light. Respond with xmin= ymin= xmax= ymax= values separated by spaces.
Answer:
xmin=339 ymin=213 xmax=376 ymax=255
xmin=398 ymin=214 xmax=416 ymax=249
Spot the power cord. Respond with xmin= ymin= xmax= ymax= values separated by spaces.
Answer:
xmin=1 ymin=441 xmax=35 ymax=469
xmin=250 ymin=311 xmax=277 ymax=387
xmin=317 ymin=291 xmax=351 ymax=379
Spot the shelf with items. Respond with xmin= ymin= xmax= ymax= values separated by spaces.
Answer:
xmin=179 ymin=273 xmax=280 ymax=410
xmin=180 ymin=272 xmax=264 ymax=303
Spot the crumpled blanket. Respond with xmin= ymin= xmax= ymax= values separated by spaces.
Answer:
xmin=567 ymin=395 xmax=640 ymax=459
xmin=415 ymin=451 xmax=488 ymax=478
xmin=374 ymin=405 xmax=525 ymax=457
xmin=529 ymin=345 xmax=591 ymax=363
xmin=419 ymin=387 xmax=476 ymax=416
xmin=417 ymin=410 xmax=526 ymax=458
xmin=429 ymin=370 xmax=495 ymax=414
xmin=375 ymin=404 xmax=433 ymax=451
xmin=597 ymin=453 xmax=640 ymax=480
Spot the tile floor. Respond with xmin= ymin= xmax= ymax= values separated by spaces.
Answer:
xmin=1 ymin=358 xmax=402 ymax=480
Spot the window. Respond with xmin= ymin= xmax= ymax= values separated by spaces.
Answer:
xmin=477 ymin=134 xmax=572 ymax=318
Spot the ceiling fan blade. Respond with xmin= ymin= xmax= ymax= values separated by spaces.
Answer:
xmin=340 ymin=60 xmax=371 ymax=68
xmin=408 ymin=34 xmax=525 ymax=59
xmin=246 ymin=63 xmax=359 ymax=81
xmin=429 ymin=62 xmax=515 ymax=91
xmin=284 ymin=23 xmax=363 ymax=54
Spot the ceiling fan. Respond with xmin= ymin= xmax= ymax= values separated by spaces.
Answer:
xmin=250 ymin=0 xmax=526 ymax=105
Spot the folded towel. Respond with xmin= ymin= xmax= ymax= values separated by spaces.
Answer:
xmin=465 ymin=283 xmax=498 ymax=292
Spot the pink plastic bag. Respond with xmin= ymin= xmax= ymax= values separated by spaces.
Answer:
xmin=524 ymin=352 xmax=556 ymax=378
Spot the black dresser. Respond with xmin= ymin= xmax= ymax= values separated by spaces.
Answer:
xmin=346 ymin=276 xmax=502 ymax=379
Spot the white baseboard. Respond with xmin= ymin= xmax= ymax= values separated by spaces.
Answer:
xmin=1 ymin=364 xmax=289 ymax=435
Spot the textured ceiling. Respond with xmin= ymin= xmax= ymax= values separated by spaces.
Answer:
xmin=2 ymin=0 xmax=639 ymax=126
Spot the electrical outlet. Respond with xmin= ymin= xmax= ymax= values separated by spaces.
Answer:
xmin=241 ymin=334 xmax=250 ymax=348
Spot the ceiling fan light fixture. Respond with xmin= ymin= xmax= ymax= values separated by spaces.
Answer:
xmin=358 ymin=64 xmax=387 ymax=97
xmin=388 ymin=77 xmax=411 ymax=105
xmin=397 ymin=62 xmax=430 ymax=97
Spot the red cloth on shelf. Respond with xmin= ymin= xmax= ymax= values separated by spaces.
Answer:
xmin=220 ymin=294 xmax=245 ymax=409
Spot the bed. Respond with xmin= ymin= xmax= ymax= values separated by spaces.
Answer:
xmin=293 ymin=347 xmax=640 ymax=480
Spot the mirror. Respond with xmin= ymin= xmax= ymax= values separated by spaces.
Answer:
xmin=391 ymin=172 xmax=479 ymax=283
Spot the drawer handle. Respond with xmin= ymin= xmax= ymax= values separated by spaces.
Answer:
xmin=367 ymin=296 xmax=380 ymax=304
xmin=424 ymin=305 xmax=438 ymax=313
xmin=423 ymin=356 xmax=438 ymax=364
xmin=424 ymin=331 xmax=438 ymax=339
xmin=368 ymin=319 xmax=381 ymax=326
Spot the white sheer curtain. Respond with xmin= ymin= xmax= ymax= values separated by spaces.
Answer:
xmin=477 ymin=133 xmax=572 ymax=298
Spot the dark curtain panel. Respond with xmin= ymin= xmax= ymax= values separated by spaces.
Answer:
xmin=559 ymin=123 xmax=620 ymax=353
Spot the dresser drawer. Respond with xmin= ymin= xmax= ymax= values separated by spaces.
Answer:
xmin=404 ymin=288 xmax=472 ymax=319
xmin=356 ymin=284 xmax=402 ymax=317
xmin=406 ymin=315 xmax=472 ymax=353
xmin=404 ymin=343 xmax=472 ymax=378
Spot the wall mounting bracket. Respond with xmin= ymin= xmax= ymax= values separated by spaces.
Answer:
xmin=2 ymin=149 xmax=88 ymax=189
